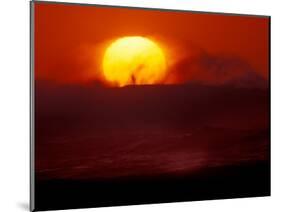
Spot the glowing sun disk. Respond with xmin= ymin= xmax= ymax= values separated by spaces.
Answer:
xmin=102 ymin=36 xmax=167 ymax=86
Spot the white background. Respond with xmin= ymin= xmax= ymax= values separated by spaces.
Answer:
xmin=0 ymin=0 xmax=280 ymax=211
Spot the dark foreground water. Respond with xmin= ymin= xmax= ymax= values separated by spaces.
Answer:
xmin=34 ymin=83 xmax=270 ymax=211
xmin=35 ymin=127 xmax=270 ymax=211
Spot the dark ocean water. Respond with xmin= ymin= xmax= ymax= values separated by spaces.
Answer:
xmin=36 ymin=127 xmax=269 ymax=181
xmin=34 ymin=83 xmax=270 ymax=210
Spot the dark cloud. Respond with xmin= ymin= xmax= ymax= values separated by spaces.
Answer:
xmin=165 ymin=47 xmax=268 ymax=88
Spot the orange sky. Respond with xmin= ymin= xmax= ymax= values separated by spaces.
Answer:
xmin=34 ymin=2 xmax=269 ymax=84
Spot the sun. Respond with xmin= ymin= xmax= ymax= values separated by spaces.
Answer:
xmin=102 ymin=36 xmax=167 ymax=87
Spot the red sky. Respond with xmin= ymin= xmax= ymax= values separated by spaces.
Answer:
xmin=34 ymin=2 xmax=269 ymax=84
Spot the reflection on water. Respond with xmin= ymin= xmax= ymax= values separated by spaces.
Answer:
xmin=36 ymin=127 xmax=269 ymax=181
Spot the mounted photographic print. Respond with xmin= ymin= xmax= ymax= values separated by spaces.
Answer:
xmin=30 ymin=1 xmax=270 ymax=211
